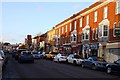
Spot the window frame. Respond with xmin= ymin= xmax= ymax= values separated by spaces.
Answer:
xmin=80 ymin=18 xmax=82 ymax=27
xmin=70 ymin=23 xmax=72 ymax=31
xmin=94 ymin=11 xmax=97 ymax=22
xmin=86 ymin=15 xmax=89 ymax=25
xmin=113 ymin=22 xmax=116 ymax=37
xmin=92 ymin=29 xmax=95 ymax=40
xmin=116 ymin=0 xmax=120 ymax=14
xmin=104 ymin=6 xmax=108 ymax=19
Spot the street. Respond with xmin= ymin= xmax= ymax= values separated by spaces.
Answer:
xmin=2 ymin=54 xmax=120 ymax=79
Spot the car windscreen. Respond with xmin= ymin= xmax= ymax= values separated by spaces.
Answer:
xmin=74 ymin=55 xmax=80 ymax=58
xmin=32 ymin=52 xmax=38 ymax=54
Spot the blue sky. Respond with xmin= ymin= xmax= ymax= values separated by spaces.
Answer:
xmin=1 ymin=1 xmax=97 ymax=44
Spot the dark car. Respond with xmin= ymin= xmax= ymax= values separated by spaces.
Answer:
xmin=81 ymin=57 xmax=107 ymax=70
xmin=0 ymin=50 xmax=8 ymax=71
xmin=18 ymin=51 xmax=34 ymax=63
xmin=106 ymin=59 xmax=120 ymax=74
xmin=14 ymin=49 xmax=26 ymax=60
xmin=32 ymin=51 xmax=41 ymax=59
xmin=12 ymin=50 xmax=17 ymax=58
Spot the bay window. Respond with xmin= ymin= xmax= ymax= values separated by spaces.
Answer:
xmin=98 ymin=25 xmax=109 ymax=38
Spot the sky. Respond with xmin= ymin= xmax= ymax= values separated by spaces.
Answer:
xmin=0 ymin=0 xmax=99 ymax=44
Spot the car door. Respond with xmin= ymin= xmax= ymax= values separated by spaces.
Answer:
xmin=112 ymin=60 xmax=120 ymax=72
xmin=86 ymin=58 xmax=93 ymax=68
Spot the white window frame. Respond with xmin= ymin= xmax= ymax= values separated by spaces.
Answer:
xmin=70 ymin=23 xmax=72 ymax=31
xmin=99 ymin=25 xmax=109 ymax=38
xmin=66 ymin=25 xmax=68 ymax=32
xmin=119 ymin=21 xmax=120 ymax=28
xmin=59 ymin=28 xmax=60 ymax=36
xmin=104 ymin=6 xmax=108 ymax=19
xmin=92 ymin=29 xmax=95 ymax=40
xmin=95 ymin=28 xmax=98 ymax=39
xmin=113 ymin=22 xmax=116 ymax=37
xmin=80 ymin=18 xmax=82 ymax=27
xmin=74 ymin=21 xmax=76 ymax=30
xmin=94 ymin=11 xmax=97 ymax=22
xmin=62 ymin=27 xmax=64 ymax=34
xmin=86 ymin=15 xmax=89 ymax=25
xmin=116 ymin=0 xmax=120 ymax=14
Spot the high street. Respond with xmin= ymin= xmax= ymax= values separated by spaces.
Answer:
xmin=2 ymin=54 xmax=120 ymax=79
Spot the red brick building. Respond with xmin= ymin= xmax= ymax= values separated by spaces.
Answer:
xmin=54 ymin=0 xmax=120 ymax=62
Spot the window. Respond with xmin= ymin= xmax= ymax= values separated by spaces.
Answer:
xmin=62 ymin=27 xmax=64 ymax=34
xmin=95 ymin=28 xmax=98 ymax=39
xmin=104 ymin=6 xmax=108 ymax=19
xmin=86 ymin=15 xmax=89 ymax=25
xmin=82 ymin=33 xmax=84 ymax=40
xmin=99 ymin=25 xmax=109 ymax=37
xmin=66 ymin=25 xmax=68 ymax=32
xmin=119 ymin=22 xmax=120 ymax=28
xmin=56 ymin=30 xmax=58 ymax=35
xmin=80 ymin=18 xmax=82 ymax=27
xmin=113 ymin=23 xmax=116 ymax=37
xmin=116 ymin=0 xmax=120 ymax=14
xmin=59 ymin=28 xmax=60 ymax=36
xmin=103 ymin=25 xmax=108 ymax=36
xmin=70 ymin=23 xmax=72 ymax=31
xmin=92 ymin=29 xmax=95 ymax=40
xmin=74 ymin=21 xmax=76 ymax=30
xmin=98 ymin=25 xmax=103 ymax=38
xmin=73 ymin=34 xmax=76 ymax=41
xmin=86 ymin=33 xmax=89 ymax=39
xmin=94 ymin=11 xmax=97 ymax=22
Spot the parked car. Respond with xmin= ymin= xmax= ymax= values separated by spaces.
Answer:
xmin=45 ymin=52 xmax=58 ymax=60
xmin=66 ymin=54 xmax=83 ymax=65
xmin=32 ymin=51 xmax=41 ymax=59
xmin=106 ymin=59 xmax=120 ymax=74
xmin=53 ymin=53 xmax=67 ymax=62
xmin=12 ymin=50 xmax=17 ymax=58
xmin=0 ymin=50 xmax=8 ymax=72
xmin=81 ymin=57 xmax=107 ymax=70
xmin=18 ymin=51 xmax=34 ymax=63
xmin=14 ymin=49 xmax=26 ymax=60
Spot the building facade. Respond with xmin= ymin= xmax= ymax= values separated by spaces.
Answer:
xmin=52 ymin=0 xmax=120 ymax=62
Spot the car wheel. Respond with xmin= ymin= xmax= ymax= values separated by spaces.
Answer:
xmin=92 ymin=64 xmax=96 ymax=70
xmin=73 ymin=61 xmax=77 ymax=66
xmin=107 ymin=67 xmax=112 ymax=74
xmin=57 ymin=59 xmax=59 ymax=62
xmin=81 ymin=63 xmax=85 ymax=68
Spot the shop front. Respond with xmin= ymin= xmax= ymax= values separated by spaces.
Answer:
xmin=90 ymin=43 xmax=99 ymax=57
